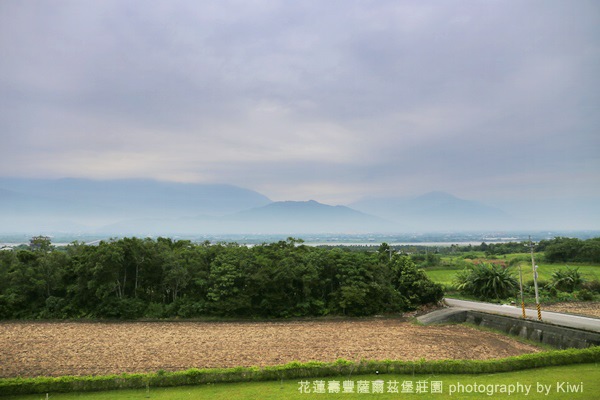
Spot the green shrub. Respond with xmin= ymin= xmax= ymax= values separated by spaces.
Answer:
xmin=550 ymin=267 xmax=585 ymax=293
xmin=576 ymin=289 xmax=594 ymax=301
xmin=388 ymin=255 xmax=444 ymax=309
xmin=454 ymin=263 xmax=518 ymax=301
xmin=508 ymin=256 xmax=530 ymax=266
xmin=555 ymin=291 xmax=577 ymax=302
xmin=176 ymin=299 xmax=206 ymax=318
xmin=582 ymin=279 xmax=600 ymax=294
xmin=524 ymin=279 xmax=549 ymax=291
xmin=1 ymin=348 xmax=599 ymax=396
xmin=144 ymin=302 xmax=165 ymax=318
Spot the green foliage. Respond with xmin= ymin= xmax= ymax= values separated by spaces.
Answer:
xmin=391 ymin=255 xmax=444 ymax=308
xmin=582 ymin=279 xmax=600 ymax=294
xmin=0 ymin=238 xmax=443 ymax=320
xmin=1 ymin=347 xmax=598 ymax=396
xmin=454 ymin=263 xmax=518 ymax=300
xmin=410 ymin=252 xmax=441 ymax=267
xmin=576 ymin=289 xmax=594 ymax=301
xmin=550 ymin=266 xmax=585 ymax=293
xmin=462 ymin=252 xmax=478 ymax=260
xmin=541 ymin=237 xmax=600 ymax=263
xmin=508 ymin=255 xmax=530 ymax=266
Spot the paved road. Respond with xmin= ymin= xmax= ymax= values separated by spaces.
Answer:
xmin=445 ymin=298 xmax=600 ymax=333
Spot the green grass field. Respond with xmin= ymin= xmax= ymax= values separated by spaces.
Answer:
xmin=422 ymin=256 xmax=600 ymax=305
xmin=423 ymin=266 xmax=462 ymax=287
xmin=423 ymin=258 xmax=600 ymax=288
xmin=529 ymin=263 xmax=600 ymax=283
xmin=4 ymin=364 xmax=598 ymax=399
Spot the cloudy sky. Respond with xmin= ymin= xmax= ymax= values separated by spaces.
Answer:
xmin=1 ymin=0 xmax=599 ymax=207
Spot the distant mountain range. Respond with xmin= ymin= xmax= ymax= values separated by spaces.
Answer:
xmin=98 ymin=200 xmax=394 ymax=235
xmin=0 ymin=178 xmax=271 ymax=233
xmin=350 ymin=191 xmax=512 ymax=231
xmin=218 ymin=200 xmax=392 ymax=233
xmin=0 ymin=178 xmax=271 ymax=217
xmin=1 ymin=177 xmax=596 ymax=235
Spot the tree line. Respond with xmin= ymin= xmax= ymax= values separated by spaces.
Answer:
xmin=537 ymin=237 xmax=600 ymax=263
xmin=0 ymin=238 xmax=443 ymax=319
xmin=432 ymin=238 xmax=600 ymax=262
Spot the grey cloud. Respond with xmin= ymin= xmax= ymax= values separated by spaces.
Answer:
xmin=0 ymin=0 xmax=598 ymax=208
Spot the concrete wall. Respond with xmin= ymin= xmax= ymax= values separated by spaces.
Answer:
xmin=419 ymin=308 xmax=600 ymax=349
xmin=464 ymin=311 xmax=600 ymax=349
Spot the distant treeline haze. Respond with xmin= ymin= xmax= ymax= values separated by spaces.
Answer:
xmin=0 ymin=238 xmax=443 ymax=319
xmin=440 ymin=237 xmax=600 ymax=261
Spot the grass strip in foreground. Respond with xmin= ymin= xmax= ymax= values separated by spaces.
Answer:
xmin=0 ymin=347 xmax=598 ymax=397
xmin=3 ymin=364 xmax=599 ymax=399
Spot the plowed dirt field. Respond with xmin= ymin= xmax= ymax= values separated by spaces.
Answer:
xmin=542 ymin=301 xmax=600 ymax=318
xmin=0 ymin=319 xmax=541 ymax=378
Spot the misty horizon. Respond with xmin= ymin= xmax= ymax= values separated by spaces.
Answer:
xmin=1 ymin=2 xmax=598 ymax=235
xmin=1 ymin=177 xmax=598 ymax=235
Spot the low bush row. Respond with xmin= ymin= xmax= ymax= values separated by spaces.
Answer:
xmin=1 ymin=347 xmax=598 ymax=396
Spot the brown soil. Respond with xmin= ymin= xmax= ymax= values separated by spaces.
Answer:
xmin=541 ymin=301 xmax=600 ymax=318
xmin=0 ymin=319 xmax=541 ymax=378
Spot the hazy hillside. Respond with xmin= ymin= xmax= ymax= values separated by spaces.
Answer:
xmin=0 ymin=178 xmax=271 ymax=233
xmin=6 ymin=178 xmax=591 ymax=235
xmin=225 ymin=200 xmax=395 ymax=233
xmin=351 ymin=191 xmax=511 ymax=231
xmin=1 ymin=178 xmax=392 ymax=235
xmin=0 ymin=178 xmax=271 ymax=216
xmin=97 ymin=200 xmax=395 ymax=235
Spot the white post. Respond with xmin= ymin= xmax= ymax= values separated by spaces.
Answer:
xmin=519 ymin=263 xmax=526 ymax=318
xmin=530 ymin=236 xmax=542 ymax=321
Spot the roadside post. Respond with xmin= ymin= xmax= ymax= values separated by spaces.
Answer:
xmin=530 ymin=237 xmax=542 ymax=321
xmin=518 ymin=263 xmax=526 ymax=319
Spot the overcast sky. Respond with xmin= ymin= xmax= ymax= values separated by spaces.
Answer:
xmin=1 ymin=0 xmax=599 ymax=205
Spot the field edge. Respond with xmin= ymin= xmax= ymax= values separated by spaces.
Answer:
xmin=1 ymin=346 xmax=598 ymax=397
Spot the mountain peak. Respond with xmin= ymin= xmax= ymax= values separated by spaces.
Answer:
xmin=245 ymin=199 xmax=349 ymax=214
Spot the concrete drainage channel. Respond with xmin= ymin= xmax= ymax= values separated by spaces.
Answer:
xmin=417 ymin=308 xmax=600 ymax=349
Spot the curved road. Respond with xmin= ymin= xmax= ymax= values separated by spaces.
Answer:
xmin=445 ymin=298 xmax=600 ymax=333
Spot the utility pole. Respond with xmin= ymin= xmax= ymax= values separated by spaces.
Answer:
xmin=518 ymin=262 xmax=526 ymax=319
xmin=530 ymin=236 xmax=542 ymax=321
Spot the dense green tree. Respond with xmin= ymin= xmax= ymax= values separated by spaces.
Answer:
xmin=576 ymin=238 xmax=600 ymax=263
xmin=0 ymin=237 xmax=447 ymax=320
xmin=331 ymin=251 xmax=374 ymax=315
xmin=390 ymin=255 xmax=443 ymax=308
xmin=542 ymin=238 xmax=582 ymax=263
xmin=0 ymin=250 xmax=20 ymax=318
xmin=206 ymin=247 xmax=252 ymax=316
